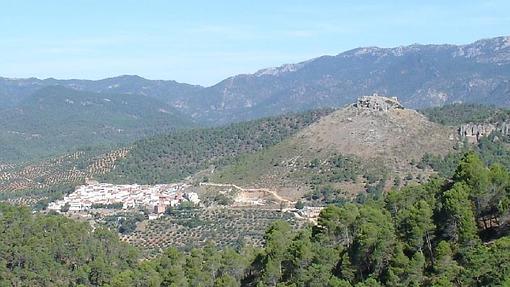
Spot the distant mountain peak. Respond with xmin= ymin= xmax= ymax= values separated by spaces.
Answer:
xmin=347 ymin=46 xmax=383 ymax=55
xmin=470 ymin=35 xmax=510 ymax=46
xmin=1 ymin=35 xmax=509 ymax=126
xmin=453 ymin=35 xmax=510 ymax=63
xmin=254 ymin=63 xmax=306 ymax=77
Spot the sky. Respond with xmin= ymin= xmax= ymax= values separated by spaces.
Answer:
xmin=1 ymin=1 xmax=509 ymax=86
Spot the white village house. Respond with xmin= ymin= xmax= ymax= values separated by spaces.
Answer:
xmin=48 ymin=182 xmax=199 ymax=215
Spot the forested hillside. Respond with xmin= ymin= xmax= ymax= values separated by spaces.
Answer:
xmin=0 ymin=86 xmax=193 ymax=162
xmin=2 ymin=152 xmax=510 ymax=286
xmin=0 ymin=204 xmax=139 ymax=286
xmin=420 ymin=103 xmax=510 ymax=125
xmin=100 ymin=109 xmax=333 ymax=184
xmin=0 ymin=75 xmax=203 ymax=109
xmin=419 ymin=132 xmax=510 ymax=178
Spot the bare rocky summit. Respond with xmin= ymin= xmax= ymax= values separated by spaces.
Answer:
xmin=296 ymin=95 xmax=456 ymax=170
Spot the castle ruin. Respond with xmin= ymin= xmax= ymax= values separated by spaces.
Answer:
xmin=354 ymin=93 xmax=404 ymax=111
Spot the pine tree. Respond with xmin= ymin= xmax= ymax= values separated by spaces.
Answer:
xmin=442 ymin=182 xmax=479 ymax=246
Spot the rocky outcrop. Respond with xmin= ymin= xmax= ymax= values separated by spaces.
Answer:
xmin=459 ymin=122 xmax=510 ymax=143
xmin=354 ymin=94 xmax=404 ymax=111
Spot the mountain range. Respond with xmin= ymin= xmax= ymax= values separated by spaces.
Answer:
xmin=0 ymin=75 xmax=202 ymax=109
xmin=2 ymin=36 xmax=509 ymax=125
xmin=1 ymin=35 xmax=509 ymax=161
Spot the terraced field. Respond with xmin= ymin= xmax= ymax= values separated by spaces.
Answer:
xmin=122 ymin=207 xmax=306 ymax=256
xmin=0 ymin=148 xmax=129 ymax=204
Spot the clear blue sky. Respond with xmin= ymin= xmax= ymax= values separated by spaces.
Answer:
xmin=1 ymin=0 xmax=509 ymax=86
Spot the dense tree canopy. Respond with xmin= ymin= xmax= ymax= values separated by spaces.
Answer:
xmin=1 ymin=152 xmax=510 ymax=286
xmin=420 ymin=103 xmax=510 ymax=126
xmin=100 ymin=109 xmax=332 ymax=184
xmin=0 ymin=204 xmax=138 ymax=286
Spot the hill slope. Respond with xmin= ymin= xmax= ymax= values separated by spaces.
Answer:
xmin=99 ymin=109 xmax=333 ymax=184
xmin=211 ymin=96 xmax=458 ymax=199
xmin=0 ymin=86 xmax=193 ymax=161
xmin=0 ymin=109 xmax=331 ymax=206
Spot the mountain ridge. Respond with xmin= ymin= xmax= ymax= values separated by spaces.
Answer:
xmin=1 ymin=35 xmax=510 ymax=125
xmin=0 ymin=75 xmax=204 ymax=110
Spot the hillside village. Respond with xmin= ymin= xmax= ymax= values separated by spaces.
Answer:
xmin=48 ymin=180 xmax=200 ymax=217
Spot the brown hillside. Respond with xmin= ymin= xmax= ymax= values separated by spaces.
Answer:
xmin=295 ymin=97 xmax=456 ymax=171
xmin=211 ymin=95 xmax=458 ymax=199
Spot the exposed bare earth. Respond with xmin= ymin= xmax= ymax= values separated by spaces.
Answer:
xmin=199 ymin=182 xmax=293 ymax=205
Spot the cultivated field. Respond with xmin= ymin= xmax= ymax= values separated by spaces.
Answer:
xmin=0 ymin=148 xmax=129 ymax=204
xmin=122 ymin=207 xmax=306 ymax=256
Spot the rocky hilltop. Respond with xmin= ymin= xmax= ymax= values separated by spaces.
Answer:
xmin=212 ymin=95 xmax=458 ymax=198
xmin=297 ymin=95 xmax=456 ymax=168
xmin=353 ymin=94 xmax=404 ymax=111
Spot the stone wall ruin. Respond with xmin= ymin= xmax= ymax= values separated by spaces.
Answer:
xmin=354 ymin=93 xmax=404 ymax=111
